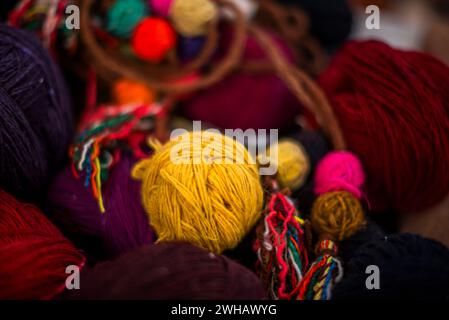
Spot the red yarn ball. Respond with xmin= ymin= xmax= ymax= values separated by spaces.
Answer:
xmin=319 ymin=40 xmax=449 ymax=214
xmin=132 ymin=17 xmax=176 ymax=62
xmin=0 ymin=190 xmax=85 ymax=299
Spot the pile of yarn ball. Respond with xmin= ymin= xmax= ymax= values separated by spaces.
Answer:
xmin=104 ymin=0 xmax=219 ymax=62
xmin=3 ymin=0 xmax=449 ymax=303
xmin=65 ymin=242 xmax=265 ymax=299
xmin=0 ymin=190 xmax=84 ymax=300
xmin=132 ymin=131 xmax=264 ymax=254
xmin=0 ymin=24 xmax=73 ymax=202
xmin=320 ymin=40 xmax=449 ymax=214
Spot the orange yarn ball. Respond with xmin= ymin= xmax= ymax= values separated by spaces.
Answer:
xmin=112 ymin=79 xmax=156 ymax=105
xmin=131 ymin=17 xmax=176 ymax=62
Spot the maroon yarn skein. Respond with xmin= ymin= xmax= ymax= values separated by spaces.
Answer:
xmin=319 ymin=40 xmax=449 ymax=213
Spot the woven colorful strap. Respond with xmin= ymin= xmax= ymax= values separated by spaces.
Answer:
xmin=255 ymin=192 xmax=309 ymax=299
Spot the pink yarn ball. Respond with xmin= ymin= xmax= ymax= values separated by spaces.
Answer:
xmin=314 ymin=151 xmax=365 ymax=199
xmin=149 ymin=0 xmax=173 ymax=17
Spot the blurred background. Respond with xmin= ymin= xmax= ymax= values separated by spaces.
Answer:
xmin=350 ymin=0 xmax=449 ymax=66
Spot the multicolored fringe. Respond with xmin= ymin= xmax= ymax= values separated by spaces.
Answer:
xmin=297 ymin=239 xmax=343 ymax=300
xmin=70 ymin=102 xmax=163 ymax=213
xmin=8 ymin=0 xmax=76 ymax=54
xmin=254 ymin=192 xmax=309 ymax=300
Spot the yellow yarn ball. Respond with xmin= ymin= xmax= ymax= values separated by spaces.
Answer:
xmin=311 ymin=191 xmax=366 ymax=241
xmin=258 ymin=139 xmax=310 ymax=191
xmin=169 ymin=0 xmax=218 ymax=37
xmin=132 ymin=131 xmax=264 ymax=254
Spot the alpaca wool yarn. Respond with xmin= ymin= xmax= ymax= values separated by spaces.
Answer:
xmin=314 ymin=151 xmax=365 ymax=200
xmin=132 ymin=131 xmax=264 ymax=254
xmin=131 ymin=17 xmax=177 ymax=62
xmin=65 ymin=242 xmax=265 ymax=300
xmin=169 ymin=0 xmax=218 ymax=37
xmin=48 ymin=155 xmax=154 ymax=261
xmin=106 ymin=0 xmax=149 ymax=39
xmin=0 ymin=190 xmax=84 ymax=300
xmin=112 ymin=78 xmax=157 ymax=105
xmin=319 ymin=40 xmax=449 ymax=214
xmin=182 ymin=30 xmax=300 ymax=131
xmin=0 ymin=24 xmax=73 ymax=202
xmin=311 ymin=191 xmax=366 ymax=241
xmin=272 ymin=139 xmax=310 ymax=191
xmin=333 ymin=234 xmax=449 ymax=300
xmin=259 ymin=139 xmax=310 ymax=192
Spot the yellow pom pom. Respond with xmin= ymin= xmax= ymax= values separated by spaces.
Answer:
xmin=258 ymin=139 xmax=310 ymax=191
xmin=169 ymin=0 xmax=218 ymax=37
xmin=132 ymin=131 xmax=264 ymax=254
xmin=112 ymin=79 xmax=156 ymax=105
xmin=311 ymin=191 xmax=366 ymax=241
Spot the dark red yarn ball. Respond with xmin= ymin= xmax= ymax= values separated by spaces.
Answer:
xmin=65 ymin=242 xmax=266 ymax=300
xmin=0 ymin=190 xmax=85 ymax=300
xmin=319 ymin=40 xmax=449 ymax=214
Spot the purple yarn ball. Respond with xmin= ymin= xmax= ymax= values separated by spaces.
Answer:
xmin=0 ymin=24 xmax=73 ymax=201
xmin=47 ymin=155 xmax=154 ymax=260
xmin=177 ymin=35 xmax=207 ymax=62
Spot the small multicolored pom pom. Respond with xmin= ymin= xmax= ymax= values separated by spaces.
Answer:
xmin=106 ymin=0 xmax=149 ymax=39
xmin=131 ymin=17 xmax=177 ymax=62
xmin=169 ymin=0 xmax=218 ymax=37
xmin=112 ymin=79 xmax=156 ymax=105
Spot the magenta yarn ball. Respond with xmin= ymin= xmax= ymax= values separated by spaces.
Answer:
xmin=181 ymin=28 xmax=301 ymax=131
xmin=314 ymin=151 xmax=365 ymax=199
xmin=149 ymin=0 xmax=173 ymax=17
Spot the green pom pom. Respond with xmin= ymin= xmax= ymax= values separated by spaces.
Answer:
xmin=106 ymin=0 xmax=149 ymax=39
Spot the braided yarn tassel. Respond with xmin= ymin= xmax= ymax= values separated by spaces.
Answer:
xmin=297 ymin=239 xmax=342 ymax=300
xmin=254 ymin=192 xmax=309 ymax=299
